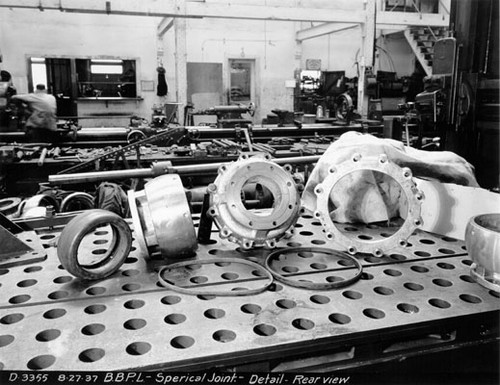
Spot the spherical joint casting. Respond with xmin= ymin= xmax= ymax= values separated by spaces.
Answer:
xmin=208 ymin=153 xmax=303 ymax=249
xmin=128 ymin=174 xmax=197 ymax=259
xmin=314 ymin=153 xmax=424 ymax=257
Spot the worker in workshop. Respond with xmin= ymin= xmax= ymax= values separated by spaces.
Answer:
xmin=11 ymin=83 xmax=57 ymax=142
xmin=0 ymin=70 xmax=17 ymax=128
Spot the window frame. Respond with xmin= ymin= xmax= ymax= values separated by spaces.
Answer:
xmin=26 ymin=55 xmax=141 ymax=100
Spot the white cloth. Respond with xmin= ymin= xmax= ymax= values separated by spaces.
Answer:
xmin=302 ymin=131 xmax=478 ymax=223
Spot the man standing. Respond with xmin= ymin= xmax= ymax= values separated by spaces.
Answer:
xmin=0 ymin=70 xmax=17 ymax=130
xmin=12 ymin=84 xmax=57 ymax=142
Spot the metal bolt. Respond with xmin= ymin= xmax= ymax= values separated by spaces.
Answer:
xmin=45 ymin=205 xmax=55 ymax=218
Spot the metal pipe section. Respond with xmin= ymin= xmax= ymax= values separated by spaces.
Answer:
xmin=48 ymin=155 xmax=320 ymax=185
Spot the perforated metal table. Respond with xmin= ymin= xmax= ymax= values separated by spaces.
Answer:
xmin=0 ymin=213 xmax=498 ymax=372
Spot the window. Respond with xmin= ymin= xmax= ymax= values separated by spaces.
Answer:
xmin=76 ymin=59 xmax=137 ymax=98
xmin=30 ymin=57 xmax=48 ymax=89
xmin=229 ymin=59 xmax=254 ymax=103
xmin=27 ymin=56 xmax=138 ymax=100
xmin=90 ymin=59 xmax=124 ymax=75
xmin=300 ymin=70 xmax=321 ymax=94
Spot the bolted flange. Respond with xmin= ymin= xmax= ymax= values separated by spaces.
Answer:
xmin=315 ymin=153 xmax=424 ymax=256
xmin=208 ymin=153 xmax=302 ymax=249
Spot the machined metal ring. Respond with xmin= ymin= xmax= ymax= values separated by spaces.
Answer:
xmin=128 ymin=174 xmax=197 ymax=259
xmin=0 ymin=197 xmax=22 ymax=216
xmin=19 ymin=193 xmax=59 ymax=216
xmin=60 ymin=192 xmax=94 ymax=212
xmin=465 ymin=213 xmax=500 ymax=293
xmin=127 ymin=129 xmax=147 ymax=143
xmin=56 ymin=209 xmax=132 ymax=280
xmin=314 ymin=153 xmax=424 ymax=256
xmin=208 ymin=153 xmax=302 ymax=249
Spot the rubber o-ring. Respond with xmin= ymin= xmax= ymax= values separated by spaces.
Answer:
xmin=265 ymin=247 xmax=363 ymax=290
xmin=57 ymin=209 xmax=132 ymax=280
xmin=158 ymin=258 xmax=274 ymax=296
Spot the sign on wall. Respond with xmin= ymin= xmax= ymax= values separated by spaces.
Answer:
xmin=306 ymin=59 xmax=321 ymax=71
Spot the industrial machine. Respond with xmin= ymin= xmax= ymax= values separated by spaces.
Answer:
xmin=0 ymin=71 xmax=19 ymax=132
xmin=186 ymin=103 xmax=255 ymax=128
xmin=414 ymin=38 xmax=457 ymax=146
xmin=295 ymin=70 xmax=359 ymax=123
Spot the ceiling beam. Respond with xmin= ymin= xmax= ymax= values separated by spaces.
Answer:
xmin=296 ymin=23 xmax=359 ymax=42
xmin=0 ymin=0 xmax=365 ymax=23
xmin=377 ymin=11 xmax=450 ymax=28
xmin=377 ymin=24 xmax=407 ymax=31
xmin=186 ymin=2 xmax=364 ymax=23
xmin=157 ymin=17 xmax=174 ymax=37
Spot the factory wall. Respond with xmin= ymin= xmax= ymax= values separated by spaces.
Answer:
xmin=162 ymin=0 xmax=368 ymax=122
xmin=0 ymin=9 xmax=160 ymax=127
xmin=376 ymin=33 xmax=416 ymax=76
xmin=163 ymin=17 xmax=304 ymax=123
xmin=0 ymin=1 xmax=416 ymax=127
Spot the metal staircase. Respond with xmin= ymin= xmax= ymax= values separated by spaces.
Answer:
xmin=404 ymin=27 xmax=452 ymax=77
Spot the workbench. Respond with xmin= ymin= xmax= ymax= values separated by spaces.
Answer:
xmin=1 ymin=146 xmax=314 ymax=196
xmin=0 ymin=213 xmax=498 ymax=377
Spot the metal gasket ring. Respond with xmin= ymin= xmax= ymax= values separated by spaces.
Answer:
xmin=0 ymin=197 xmax=22 ymax=216
xmin=57 ymin=209 xmax=132 ymax=280
xmin=208 ymin=153 xmax=302 ymax=249
xmin=19 ymin=193 xmax=59 ymax=216
xmin=314 ymin=153 xmax=424 ymax=257
xmin=128 ymin=174 xmax=197 ymax=259
xmin=158 ymin=258 xmax=274 ymax=296
xmin=265 ymin=247 xmax=363 ymax=290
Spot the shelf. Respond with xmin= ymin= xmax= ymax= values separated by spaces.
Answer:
xmin=77 ymin=97 xmax=143 ymax=102
xmin=78 ymin=82 xmax=136 ymax=85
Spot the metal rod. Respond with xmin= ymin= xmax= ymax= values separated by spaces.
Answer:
xmin=49 ymin=168 xmax=153 ymax=185
xmin=48 ymin=155 xmax=320 ymax=185
xmin=242 ymin=127 xmax=253 ymax=152
xmin=405 ymin=119 xmax=411 ymax=147
xmin=197 ymin=193 xmax=214 ymax=245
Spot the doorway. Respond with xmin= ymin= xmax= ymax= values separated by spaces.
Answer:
xmin=228 ymin=59 xmax=255 ymax=105
xmin=28 ymin=57 xmax=77 ymax=117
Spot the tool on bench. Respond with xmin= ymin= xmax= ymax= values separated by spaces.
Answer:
xmin=37 ymin=147 xmax=48 ymax=166
xmin=57 ymin=126 xmax=188 ymax=175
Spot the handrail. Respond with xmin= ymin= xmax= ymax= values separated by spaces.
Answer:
xmin=387 ymin=0 xmax=402 ymax=13
xmin=426 ymin=26 xmax=438 ymax=40
xmin=408 ymin=0 xmax=422 ymax=14
xmin=387 ymin=0 xmax=443 ymax=41
xmin=383 ymin=0 xmax=450 ymax=16
xmin=438 ymin=0 xmax=450 ymax=15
